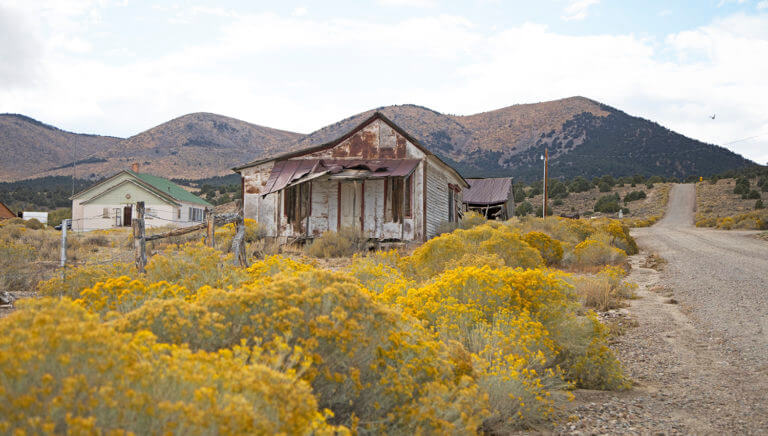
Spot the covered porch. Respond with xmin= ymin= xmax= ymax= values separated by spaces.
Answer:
xmin=263 ymin=159 xmax=420 ymax=241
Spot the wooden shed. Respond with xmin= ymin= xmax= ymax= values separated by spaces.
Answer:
xmin=463 ymin=178 xmax=515 ymax=220
xmin=234 ymin=112 xmax=469 ymax=242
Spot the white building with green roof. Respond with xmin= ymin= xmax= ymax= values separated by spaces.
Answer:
xmin=70 ymin=165 xmax=212 ymax=232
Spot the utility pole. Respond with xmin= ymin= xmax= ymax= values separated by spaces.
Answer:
xmin=542 ymin=148 xmax=549 ymax=218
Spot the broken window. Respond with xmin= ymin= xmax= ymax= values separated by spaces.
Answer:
xmin=284 ymin=183 xmax=310 ymax=224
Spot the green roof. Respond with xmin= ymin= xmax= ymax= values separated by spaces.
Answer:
xmin=127 ymin=170 xmax=213 ymax=207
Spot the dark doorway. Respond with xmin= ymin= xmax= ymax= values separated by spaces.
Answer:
xmin=123 ymin=205 xmax=132 ymax=227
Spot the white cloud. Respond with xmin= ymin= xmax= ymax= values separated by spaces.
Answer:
xmin=292 ymin=7 xmax=308 ymax=16
xmin=758 ymin=1 xmax=768 ymax=9
xmin=0 ymin=3 xmax=767 ymax=165
xmin=378 ymin=0 xmax=438 ymax=7
xmin=562 ymin=0 xmax=600 ymax=21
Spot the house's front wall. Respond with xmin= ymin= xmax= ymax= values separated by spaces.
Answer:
xmin=241 ymin=119 xmax=429 ymax=241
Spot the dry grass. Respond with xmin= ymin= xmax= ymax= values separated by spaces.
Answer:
xmin=695 ymin=179 xmax=768 ymax=229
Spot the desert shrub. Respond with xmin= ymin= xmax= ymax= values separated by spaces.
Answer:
xmin=346 ymin=251 xmax=415 ymax=305
xmin=594 ymin=193 xmax=621 ymax=213
xmin=403 ymin=224 xmax=543 ymax=279
xmin=756 ymin=199 xmax=764 ymax=210
xmin=0 ymin=240 xmax=40 ymax=293
xmin=23 ymin=218 xmax=43 ymax=229
xmin=568 ymin=177 xmax=592 ymax=193
xmin=744 ymin=189 xmax=761 ymax=199
xmin=733 ymin=177 xmax=750 ymax=195
xmin=39 ymin=262 xmax=136 ymax=299
xmin=0 ymin=298 xmax=335 ymax=435
xmin=563 ymin=314 xmax=630 ymax=390
xmin=83 ymin=234 xmax=110 ymax=247
xmin=461 ymin=210 xmax=488 ymax=228
xmin=515 ymin=200 xmax=533 ymax=216
xmin=117 ymin=266 xmax=489 ymax=434
xmin=77 ymin=276 xmax=192 ymax=315
xmin=145 ymin=243 xmax=250 ymax=291
xmin=569 ymin=239 xmax=627 ymax=269
xmin=597 ymin=181 xmax=612 ymax=192
xmin=623 ymin=190 xmax=646 ymax=204
xmin=570 ymin=265 xmax=636 ymax=311
xmin=534 ymin=203 xmax=553 ymax=217
xmin=524 ymin=231 xmax=563 ymax=266
xmin=307 ymin=227 xmax=365 ymax=258
xmin=718 ymin=216 xmax=734 ymax=230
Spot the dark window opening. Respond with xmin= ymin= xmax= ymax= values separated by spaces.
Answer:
xmin=386 ymin=175 xmax=412 ymax=223
xmin=284 ymin=183 xmax=310 ymax=224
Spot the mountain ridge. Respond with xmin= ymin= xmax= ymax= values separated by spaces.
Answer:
xmin=0 ymin=97 xmax=756 ymax=183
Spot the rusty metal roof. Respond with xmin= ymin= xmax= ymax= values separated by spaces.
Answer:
xmin=463 ymin=178 xmax=513 ymax=205
xmin=263 ymin=159 xmax=420 ymax=195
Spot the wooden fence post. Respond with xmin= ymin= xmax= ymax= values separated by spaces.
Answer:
xmin=230 ymin=202 xmax=246 ymax=267
xmin=205 ymin=208 xmax=215 ymax=248
xmin=133 ymin=201 xmax=147 ymax=273
xmin=59 ymin=218 xmax=68 ymax=281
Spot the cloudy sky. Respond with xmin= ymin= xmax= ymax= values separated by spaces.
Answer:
xmin=1 ymin=0 xmax=767 ymax=164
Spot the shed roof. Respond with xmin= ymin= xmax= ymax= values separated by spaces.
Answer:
xmin=463 ymin=178 xmax=513 ymax=205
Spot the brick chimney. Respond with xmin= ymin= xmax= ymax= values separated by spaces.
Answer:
xmin=131 ymin=163 xmax=140 ymax=173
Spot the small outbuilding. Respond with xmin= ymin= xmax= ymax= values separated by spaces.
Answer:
xmin=70 ymin=164 xmax=212 ymax=232
xmin=234 ymin=112 xmax=469 ymax=242
xmin=463 ymin=178 xmax=515 ymax=220
xmin=0 ymin=201 xmax=15 ymax=220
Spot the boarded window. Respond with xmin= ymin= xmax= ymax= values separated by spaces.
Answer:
xmin=102 ymin=208 xmax=109 ymax=218
xmin=448 ymin=188 xmax=455 ymax=222
xmin=386 ymin=175 xmax=413 ymax=223
xmin=284 ymin=183 xmax=310 ymax=224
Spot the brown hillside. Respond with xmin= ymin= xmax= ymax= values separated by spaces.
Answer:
xmin=0 ymin=114 xmax=121 ymax=181
xmin=2 ymin=113 xmax=303 ymax=181
xmin=453 ymin=96 xmax=610 ymax=152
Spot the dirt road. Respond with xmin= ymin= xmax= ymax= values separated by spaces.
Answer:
xmin=558 ymin=184 xmax=768 ymax=434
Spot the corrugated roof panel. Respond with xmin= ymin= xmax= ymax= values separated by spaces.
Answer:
xmin=463 ymin=178 xmax=513 ymax=205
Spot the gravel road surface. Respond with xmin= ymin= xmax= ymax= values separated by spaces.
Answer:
xmin=556 ymin=184 xmax=768 ymax=434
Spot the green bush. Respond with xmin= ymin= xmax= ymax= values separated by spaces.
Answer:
xmin=756 ymin=199 xmax=764 ymax=210
xmin=515 ymin=200 xmax=533 ymax=217
xmin=594 ymin=193 xmax=621 ymax=213
xmin=623 ymin=190 xmax=646 ymax=204
xmin=597 ymin=181 xmax=612 ymax=192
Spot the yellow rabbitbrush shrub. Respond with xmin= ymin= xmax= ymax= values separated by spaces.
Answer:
xmin=116 ymin=257 xmax=489 ymax=434
xmin=403 ymin=223 xmax=543 ymax=279
xmin=38 ymin=262 xmax=136 ymax=299
xmin=523 ymin=231 xmax=564 ymax=266
xmin=392 ymin=265 xmax=627 ymax=430
xmin=569 ymin=238 xmax=627 ymax=269
xmin=77 ymin=276 xmax=192 ymax=315
xmin=0 ymin=298 xmax=338 ymax=435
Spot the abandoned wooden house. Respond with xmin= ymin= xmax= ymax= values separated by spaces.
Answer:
xmin=234 ymin=112 xmax=469 ymax=242
xmin=463 ymin=178 xmax=515 ymax=220
xmin=70 ymin=164 xmax=212 ymax=232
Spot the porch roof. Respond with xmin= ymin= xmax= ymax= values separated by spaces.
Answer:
xmin=263 ymin=159 xmax=420 ymax=195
